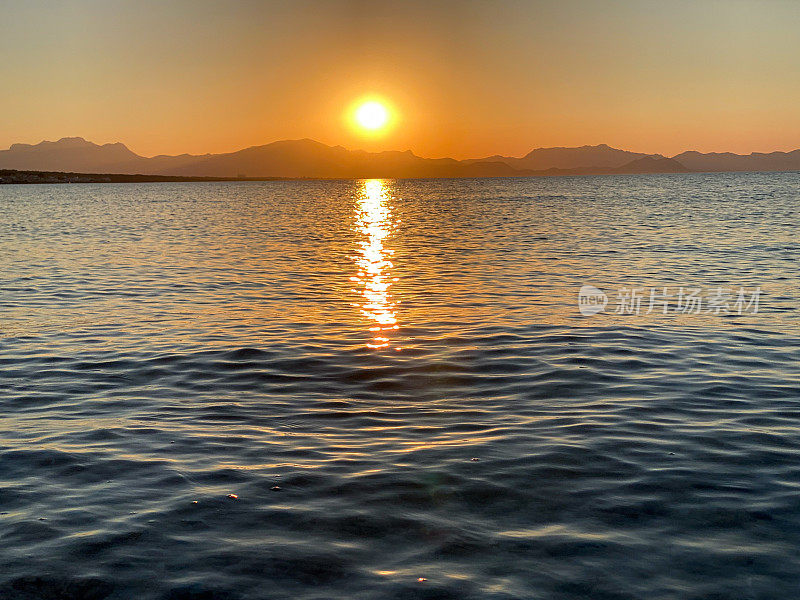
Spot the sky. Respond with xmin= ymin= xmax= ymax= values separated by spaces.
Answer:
xmin=1 ymin=0 xmax=799 ymax=159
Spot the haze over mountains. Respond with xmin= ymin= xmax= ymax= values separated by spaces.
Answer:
xmin=2 ymin=137 xmax=800 ymax=179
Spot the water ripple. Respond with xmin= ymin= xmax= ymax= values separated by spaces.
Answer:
xmin=0 ymin=174 xmax=798 ymax=599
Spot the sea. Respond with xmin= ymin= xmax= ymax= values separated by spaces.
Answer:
xmin=0 ymin=173 xmax=798 ymax=600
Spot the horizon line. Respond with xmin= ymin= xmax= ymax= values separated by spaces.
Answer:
xmin=4 ymin=135 xmax=800 ymax=162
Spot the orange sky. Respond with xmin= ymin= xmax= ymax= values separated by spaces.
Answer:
xmin=2 ymin=0 xmax=799 ymax=159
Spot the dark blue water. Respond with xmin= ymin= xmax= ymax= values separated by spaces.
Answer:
xmin=0 ymin=174 xmax=798 ymax=599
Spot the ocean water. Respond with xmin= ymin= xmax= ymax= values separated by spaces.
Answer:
xmin=0 ymin=173 xmax=798 ymax=600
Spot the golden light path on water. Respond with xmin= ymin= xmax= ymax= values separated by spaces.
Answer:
xmin=351 ymin=179 xmax=399 ymax=349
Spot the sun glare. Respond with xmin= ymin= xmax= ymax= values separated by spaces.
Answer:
xmin=353 ymin=100 xmax=390 ymax=133
xmin=352 ymin=179 xmax=399 ymax=349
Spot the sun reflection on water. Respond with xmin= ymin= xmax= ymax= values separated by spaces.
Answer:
xmin=351 ymin=179 xmax=399 ymax=349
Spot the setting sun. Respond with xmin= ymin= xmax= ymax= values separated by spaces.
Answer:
xmin=353 ymin=100 xmax=390 ymax=133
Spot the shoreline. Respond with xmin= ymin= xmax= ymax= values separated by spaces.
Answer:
xmin=0 ymin=169 xmax=293 ymax=184
xmin=2 ymin=167 xmax=799 ymax=185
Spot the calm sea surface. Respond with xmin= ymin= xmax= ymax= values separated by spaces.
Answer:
xmin=0 ymin=174 xmax=798 ymax=600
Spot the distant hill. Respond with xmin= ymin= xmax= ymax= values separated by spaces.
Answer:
xmin=0 ymin=137 xmax=207 ymax=174
xmin=0 ymin=137 xmax=523 ymax=179
xmin=468 ymin=143 xmax=658 ymax=171
xmin=614 ymin=156 xmax=687 ymax=174
xmin=1 ymin=136 xmax=798 ymax=179
xmin=673 ymin=149 xmax=800 ymax=172
xmin=536 ymin=156 xmax=688 ymax=176
xmin=0 ymin=137 xmax=140 ymax=172
xmin=161 ymin=139 xmax=525 ymax=179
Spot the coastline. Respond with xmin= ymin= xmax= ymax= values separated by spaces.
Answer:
xmin=3 ymin=167 xmax=800 ymax=185
xmin=0 ymin=169 xmax=292 ymax=184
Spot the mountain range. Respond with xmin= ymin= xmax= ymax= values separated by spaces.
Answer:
xmin=2 ymin=137 xmax=800 ymax=179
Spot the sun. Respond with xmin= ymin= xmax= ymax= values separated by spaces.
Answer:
xmin=353 ymin=100 xmax=390 ymax=133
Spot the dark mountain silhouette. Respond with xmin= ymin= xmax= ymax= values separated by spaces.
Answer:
xmin=0 ymin=137 xmax=207 ymax=174
xmin=1 ymin=136 xmax=798 ymax=179
xmin=673 ymin=149 xmax=800 ymax=172
xmin=0 ymin=137 xmax=140 ymax=172
xmin=468 ymin=143 xmax=658 ymax=171
xmin=612 ymin=156 xmax=687 ymax=174
xmin=535 ymin=156 xmax=688 ymax=176
xmin=161 ymin=139 xmax=524 ymax=178
xmin=0 ymin=137 xmax=522 ymax=178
